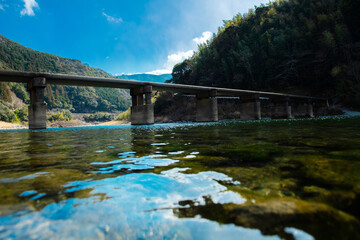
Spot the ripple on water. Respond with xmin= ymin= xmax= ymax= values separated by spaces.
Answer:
xmin=91 ymin=155 xmax=179 ymax=173
xmin=0 ymin=172 xmax=52 ymax=183
xmin=117 ymin=151 xmax=136 ymax=158
xmin=19 ymin=190 xmax=37 ymax=197
xmin=30 ymin=193 xmax=46 ymax=201
xmin=151 ymin=143 xmax=168 ymax=146
xmin=168 ymin=151 xmax=185 ymax=155
xmin=0 ymin=168 xmax=256 ymax=240
xmin=1 ymin=118 xmax=359 ymax=239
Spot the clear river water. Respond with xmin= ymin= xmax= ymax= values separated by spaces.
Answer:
xmin=0 ymin=117 xmax=360 ymax=240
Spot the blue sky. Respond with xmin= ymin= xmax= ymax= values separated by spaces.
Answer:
xmin=0 ymin=0 xmax=266 ymax=75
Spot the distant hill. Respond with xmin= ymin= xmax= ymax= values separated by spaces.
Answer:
xmin=119 ymin=73 xmax=172 ymax=83
xmin=0 ymin=36 xmax=113 ymax=77
xmin=0 ymin=35 xmax=130 ymax=122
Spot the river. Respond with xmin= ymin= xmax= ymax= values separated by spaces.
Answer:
xmin=0 ymin=117 xmax=359 ymax=240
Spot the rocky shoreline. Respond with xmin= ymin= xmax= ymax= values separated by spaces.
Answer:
xmin=0 ymin=120 xmax=130 ymax=130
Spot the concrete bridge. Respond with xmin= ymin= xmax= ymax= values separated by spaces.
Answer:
xmin=0 ymin=70 xmax=327 ymax=129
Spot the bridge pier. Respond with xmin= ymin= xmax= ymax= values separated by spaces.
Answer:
xmin=313 ymin=100 xmax=328 ymax=116
xmin=285 ymin=98 xmax=293 ymax=119
xmin=28 ymin=77 xmax=47 ymax=130
xmin=292 ymin=101 xmax=306 ymax=118
xmin=307 ymin=99 xmax=314 ymax=118
xmin=292 ymin=99 xmax=314 ymax=118
xmin=196 ymin=90 xmax=218 ymax=122
xmin=240 ymin=95 xmax=261 ymax=120
xmin=272 ymin=97 xmax=293 ymax=119
xmin=130 ymin=85 xmax=154 ymax=125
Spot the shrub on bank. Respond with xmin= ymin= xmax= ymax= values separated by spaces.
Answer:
xmin=0 ymin=102 xmax=16 ymax=122
xmin=0 ymin=103 xmax=28 ymax=123
xmin=115 ymin=109 xmax=130 ymax=121
xmin=48 ymin=110 xmax=72 ymax=122
xmin=14 ymin=107 xmax=28 ymax=122
xmin=84 ymin=112 xmax=113 ymax=122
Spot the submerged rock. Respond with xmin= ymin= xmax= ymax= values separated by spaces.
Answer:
xmin=232 ymin=200 xmax=360 ymax=239
xmin=174 ymin=199 xmax=360 ymax=240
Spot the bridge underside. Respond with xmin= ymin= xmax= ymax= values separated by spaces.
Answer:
xmin=26 ymin=82 xmax=323 ymax=129
xmin=26 ymin=83 xmax=322 ymax=129
xmin=126 ymin=91 xmax=322 ymax=126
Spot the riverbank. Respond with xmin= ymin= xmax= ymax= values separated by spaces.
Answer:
xmin=47 ymin=119 xmax=129 ymax=128
xmin=0 ymin=121 xmax=26 ymax=129
xmin=0 ymin=120 xmax=130 ymax=130
xmin=1 ymin=108 xmax=359 ymax=130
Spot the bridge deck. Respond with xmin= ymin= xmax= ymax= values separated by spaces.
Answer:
xmin=0 ymin=70 xmax=324 ymax=100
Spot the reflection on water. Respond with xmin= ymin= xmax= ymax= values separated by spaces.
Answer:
xmin=0 ymin=117 xmax=360 ymax=239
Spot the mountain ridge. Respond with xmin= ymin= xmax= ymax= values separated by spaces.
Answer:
xmin=0 ymin=35 xmax=112 ymax=77
xmin=0 ymin=34 xmax=131 ymax=122
xmin=118 ymin=73 xmax=172 ymax=83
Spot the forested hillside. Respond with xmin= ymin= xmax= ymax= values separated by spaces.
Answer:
xmin=171 ymin=0 xmax=360 ymax=107
xmin=0 ymin=35 xmax=130 ymax=122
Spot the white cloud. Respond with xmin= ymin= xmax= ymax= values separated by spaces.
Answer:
xmin=0 ymin=4 xmax=4 ymax=11
xmin=146 ymin=69 xmax=172 ymax=75
xmin=102 ymin=12 xmax=123 ymax=24
xmin=20 ymin=0 xmax=39 ymax=16
xmin=119 ymin=72 xmax=142 ymax=76
xmin=147 ymin=50 xmax=194 ymax=75
xmin=146 ymin=30 xmax=216 ymax=75
xmin=165 ymin=50 xmax=194 ymax=69
xmin=193 ymin=31 xmax=212 ymax=45
xmin=146 ymin=30 xmax=215 ymax=75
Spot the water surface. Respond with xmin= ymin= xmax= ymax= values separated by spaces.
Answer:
xmin=0 ymin=117 xmax=360 ymax=240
